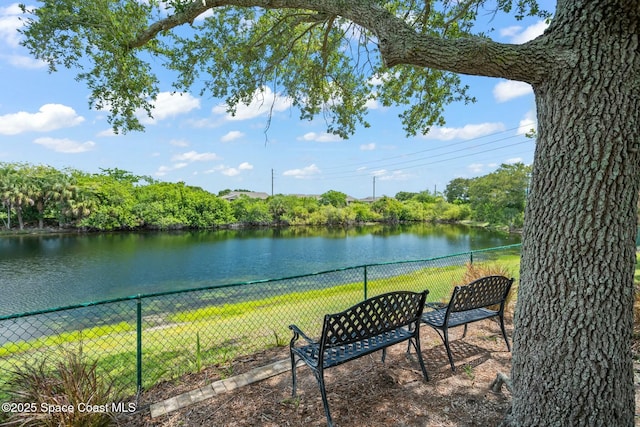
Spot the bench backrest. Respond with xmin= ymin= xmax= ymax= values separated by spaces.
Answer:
xmin=320 ymin=290 xmax=428 ymax=349
xmin=448 ymin=275 xmax=514 ymax=313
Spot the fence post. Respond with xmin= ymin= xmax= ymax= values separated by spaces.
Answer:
xmin=363 ymin=265 xmax=368 ymax=301
xmin=136 ymin=295 xmax=142 ymax=393
xmin=470 ymin=250 xmax=474 ymax=265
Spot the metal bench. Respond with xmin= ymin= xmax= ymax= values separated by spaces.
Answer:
xmin=420 ymin=275 xmax=514 ymax=371
xmin=289 ymin=290 xmax=429 ymax=427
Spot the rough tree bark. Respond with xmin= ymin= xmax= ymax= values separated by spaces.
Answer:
xmin=510 ymin=1 xmax=640 ymax=425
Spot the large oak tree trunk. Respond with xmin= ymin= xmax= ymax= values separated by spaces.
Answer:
xmin=510 ymin=2 xmax=640 ymax=425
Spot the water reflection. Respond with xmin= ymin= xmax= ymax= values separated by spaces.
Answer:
xmin=0 ymin=224 xmax=519 ymax=315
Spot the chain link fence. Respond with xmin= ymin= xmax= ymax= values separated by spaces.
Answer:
xmin=0 ymin=244 xmax=521 ymax=400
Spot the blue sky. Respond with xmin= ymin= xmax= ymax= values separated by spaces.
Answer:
xmin=0 ymin=2 xmax=553 ymax=199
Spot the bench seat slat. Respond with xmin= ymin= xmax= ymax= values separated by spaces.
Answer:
xmin=421 ymin=307 xmax=498 ymax=328
xmin=292 ymin=327 xmax=413 ymax=368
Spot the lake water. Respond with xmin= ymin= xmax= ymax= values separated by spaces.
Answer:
xmin=0 ymin=223 xmax=520 ymax=316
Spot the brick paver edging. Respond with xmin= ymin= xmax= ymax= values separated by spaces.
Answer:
xmin=150 ymin=359 xmax=291 ymax=418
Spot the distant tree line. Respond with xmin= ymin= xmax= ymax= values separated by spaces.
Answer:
xmin=0 ymin=162 xmax=531 ymax=232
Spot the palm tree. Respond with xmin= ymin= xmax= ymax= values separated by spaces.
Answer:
xmin=7 ymin=175 xmax=34 ymax=230
xmin=61 ymin=185 xmax=93 ymax=227
xmin=27 ymin=165 xmax=68 ymax=229
xmin=0 ymin=163 xmax=35 ymax=230
xmin=0 ymin=163 xmax=16 ymax=229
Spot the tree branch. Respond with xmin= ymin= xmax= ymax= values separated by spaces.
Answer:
xmin=129 ymin=0 xmax=552 ymax=82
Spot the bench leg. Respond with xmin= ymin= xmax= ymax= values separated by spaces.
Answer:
xmin=314 ymin=369 xmax=334 ymax=427
xmin=499 ymin=315 xmax=511 ymax=352
xmin=430 ymin=327 xmax=457 ymax=371
xmin=290 ymin=350 xmax=298 ymax=397
xmin=408 ymin=337 xmax=430 ymax=381
xmin=442 ymin=328 xmax=456 ymax=371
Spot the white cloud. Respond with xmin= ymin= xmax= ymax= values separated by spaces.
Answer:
xmin=468 ymin=163 xmax=484 ymax=173
xmin=139 ymin=92 xmax=200 ymax=125
xmin=0 ymin=104 xmax=84 ymax=135
xmin=207 ymin=162 xmax=254 ymax=177
xmin=0 ymin=3 xmax=24 ymax=47
xmin=155 ymin=162 xmax=189 ymax=177
xmin=505 ymin=157 xmax=523 ymax=164
xmin=96 ymin=128 xmax=117 ymax=137
xmin=360 ymin=143 xmax=376 ymax=151
xmin=467 ymin=162 xmax=499 ymax=174
xmin=493 ymin=80 xmax=533 ymax=102
xmin=33 ymin=137 xmax=95 ymax=153
xmin=221 ymin=130 xmax=245 ymax=142
xmin=0 ymin=5 xmax=47 ymax=69
xmin=283 ymin=164 xmax=321 ymax=179
xmin=298 ymin=132 xmax=343 ymax=143
xmin=502 ymin=20 xmax=548 ymax=44
xmin=365 ymin=98 xmax=381 ymax=110
xmin=187 ymin=117 xmax=218 ymax=128
xmin=221 ymin=167 xmax=241 ymax=177
xmin=378 ymin=170 xmax=412 ymax=182
xmin=212 ymin=86 xmax=292 ymax=121
xmin=368 ymin=74 xmax=385 ymax=86
xmin=194 ymin=8 xmax=214 ymax=22
xmin=517 ymin=110 xmax=537 ymax=135
xmin=500 ymin=26 xmax=522 ymax=38
xmin=155 ymin=166 xmax=172 ymax=176
xmin=422 ymin=122 xmax=506 ymax=141
xmin=170 ymin=139 xmax=190 ymax=147
xmin=4 ymin=54 xmax=46 ymax=69
xmin=171 ymin=150 xmax=219 ymax=162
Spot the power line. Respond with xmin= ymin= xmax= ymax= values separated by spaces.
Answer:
xmin=275 ymin=123 xmax=536 ymax=194
xmin=319 ymin=124 xmax=532 ymax=173
xmin=311 ymin=140 xmax=532 ymax=187
xmin=320 ymin=133 xmax=526 ymax=178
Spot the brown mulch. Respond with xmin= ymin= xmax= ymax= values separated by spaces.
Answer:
xmin=118 ymin=320 xmax=516 ymax=427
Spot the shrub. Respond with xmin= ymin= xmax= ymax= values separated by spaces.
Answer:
xmin=1 ymin=346 xmax=125 ymax=427
xmin=459 ymin=262 xmax=517 ymax=312
xmin=459 ymin=262 xmax=513 ymax=284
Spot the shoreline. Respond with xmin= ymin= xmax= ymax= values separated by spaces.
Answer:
xmin=0 ymin=219 xmax=521 ymax=237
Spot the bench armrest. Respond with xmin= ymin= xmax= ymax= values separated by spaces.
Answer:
xmin=289 ymin=324 xmax=317 ymax=346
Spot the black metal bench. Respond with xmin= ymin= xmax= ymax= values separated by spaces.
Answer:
xmin=420 ymin=275 xmax=514 ymax=371
xmin=289 ymin=290 xmax=429 ymax=427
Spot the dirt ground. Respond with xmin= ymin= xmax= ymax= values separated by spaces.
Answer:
xmin=117 ymin=317 xmax=640 ymax=427
xmin=118 ymin=320 xmax=520 ymax=427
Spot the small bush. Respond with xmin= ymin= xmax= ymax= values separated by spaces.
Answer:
xmin=1 ymin=346 xmax=124 ymax=427
xmin=459 ymin=262 xmax=517 ymax=312
xmin=459 ymin=262 xmax=513 ymax=284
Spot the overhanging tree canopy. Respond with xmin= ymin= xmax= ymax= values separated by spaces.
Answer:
xmin=19 ymin=1 xmax=640 ymax=425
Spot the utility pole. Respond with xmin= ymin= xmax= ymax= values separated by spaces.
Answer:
xmin=372 ymin=176 xmax=376 ymax=201
xmin=271 ymin=169 xmax=274 ymax=196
